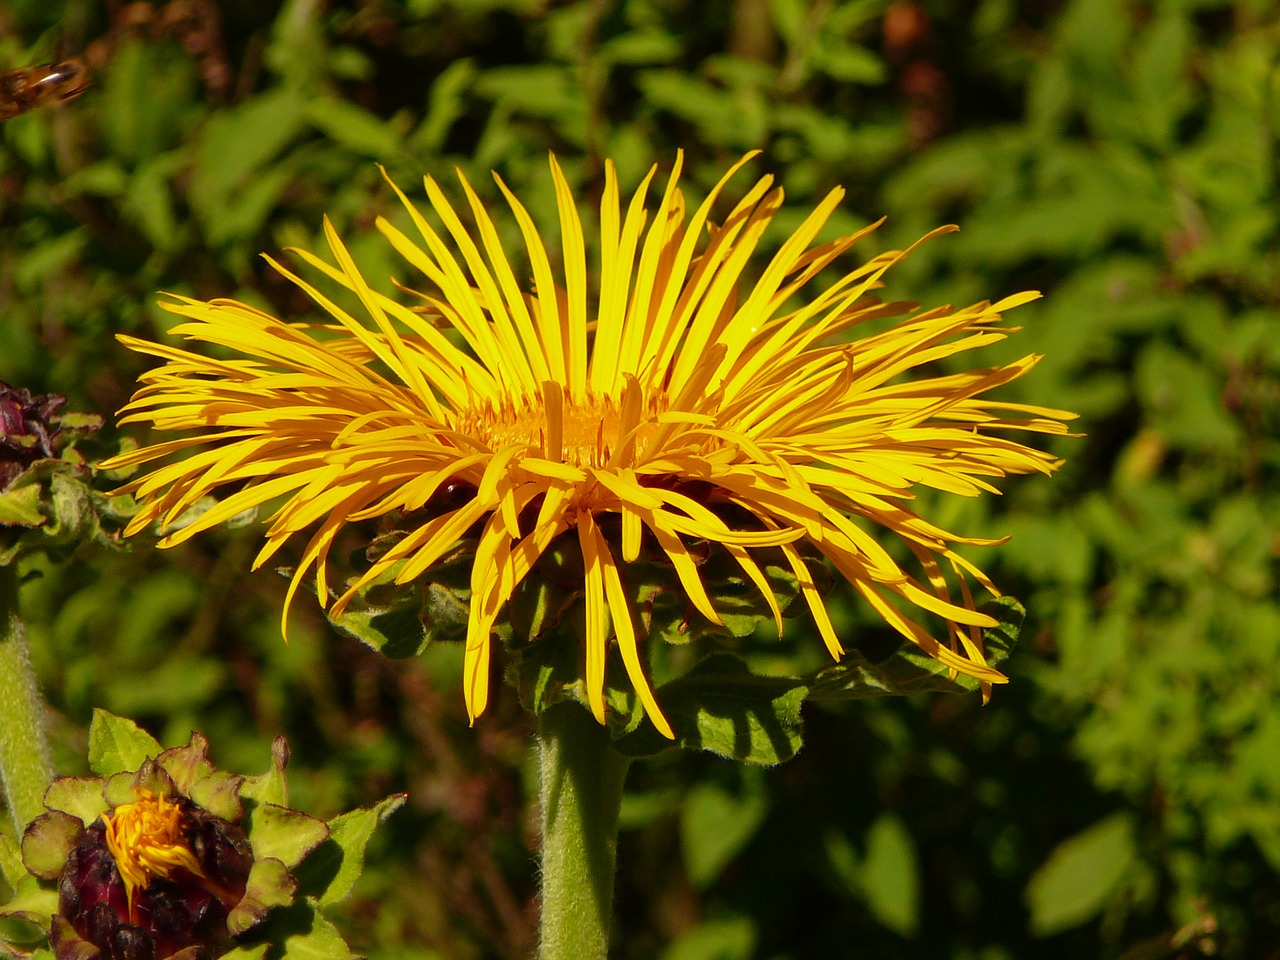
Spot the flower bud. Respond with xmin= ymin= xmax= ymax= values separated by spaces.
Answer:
xmin=2 ymin=713 xmax=403 ymax=960
xmin=56 ymin=788 xmax=253 ymax=960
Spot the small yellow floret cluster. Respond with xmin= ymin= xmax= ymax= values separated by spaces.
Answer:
xmin=102 ymin=789 xmax=207 ymax=916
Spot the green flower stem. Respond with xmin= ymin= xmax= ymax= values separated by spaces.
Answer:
xmin=0 ymin=563 xmax=52 ymax=834
xmin=537 ymin=701 xmax=632 ymax=960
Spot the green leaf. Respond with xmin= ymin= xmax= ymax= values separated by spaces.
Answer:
xmin=635 ymin=70 xmax=764 ymax=149
xmin=98 ymin=40 xmax=197 ymax=163
xmin=409 ymin=58 xmax=476 ymax=154
xmin=0 ymin=484 xmax=44 ymax=528
xmin=329 ymin=557 xmax=471 ymax=658
xmin=154 ymin=733 xmax=216 ymax=793
xmin=87 ymin=710 xmax=161 ymax=777
xmin=51 ymin=915 xmax=98 ymax=960
xmin=329 ymin=601 xmax=427 ymax=658
xmin=190 ymin=88 xmax=308 ymax=213
xmin=304 ymin=97 xmax=403 ymax=162
xmin=599 ymin=30 xmax=681 ymax=67
xmin=0 ymin=835 xmax=27 ymax=889
xmin=246 ymin=805 xmax=329 ymax=870
xmin=815 ymin=41 xmax=886 ymax=84
xmin=296 ymin=794 xmax=407 ymax=906
xmin=220 ymin=946 xmax=271 ymax=960
xmin=20 ymin=812 xmax=83 ymax=881
xmin=227 ymin=858 xmax=298 ymax=937
xmin=680 ymin=775 xmax=768 ymax=889
xmin=125 ymin=152 xmax=184 ymax=252
xmin=273 ymin=905 xmax=356 ymax=960
xmin=473 ymin=65 xmax=583 ymax=120
xmin=612 ymin=655 xmax=808 ymax=764
xmin=769 ymin=0 xmax=808 ymax=46
xmin=861 ymin=815 xmax=921 ymax=938
xmin=241 ymin=737 xmax=292 ymax=809
xmin=807 ymin=597 xmax=1024 ymax=701
xmin=0 ymin=875 xmax=58 ymax=929
xmin=205 ymin=161 xmax=297 ymax=249
xmin=637 ymin=541 xmax=804 ymax=647
xmin=41 ymin=778 xmax=108 ymax=827
xmin=1026 ymin=813 xmax=1136 ymax=936
xmin=153 ymin=734 xmax=244 ymax=822
xmin=186 ymin=769 xmax=245 ymax=825
xmin=659 ymin=916 xmax=755 ymax=960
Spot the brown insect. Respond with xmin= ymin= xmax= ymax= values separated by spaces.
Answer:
xmin=0 ymin=0 xmax=229 ymax=123
xmin=0 ymin=59 xmax=92 ymax=121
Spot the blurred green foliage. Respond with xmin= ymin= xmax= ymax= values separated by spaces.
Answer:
xmin=2 ymin=0 xmax=1278 ymax=958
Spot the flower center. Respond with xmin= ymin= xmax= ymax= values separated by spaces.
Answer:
xmin=454 ymin=388 xmax=668 ymax=468
xmin=102 ymin=789 xmax=208 ymax=916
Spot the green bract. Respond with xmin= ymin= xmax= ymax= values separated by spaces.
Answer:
xmin=330 ymin=528 xmax=1026 ymax=767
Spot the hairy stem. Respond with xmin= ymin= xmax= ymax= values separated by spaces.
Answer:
xmin=0 ymin=563 xmax=52 ymax=834
xmin=537 ymin=702 xmax=631 ymax=960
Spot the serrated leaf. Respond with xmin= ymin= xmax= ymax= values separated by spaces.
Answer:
xmin=87 ymin=711 xmax=161 ymax=777
xmin=295 ymin=794 xmax=407 ymax=906
xmin=613 ymin=655 xmax=808 ymax=764
xmin=246 ymin=805 xmax=329 ymax=869
xmin=1026 ymin=813 xmax=1136 ymax=936
xmin=41 ymin=778 xmax=108 ymax=827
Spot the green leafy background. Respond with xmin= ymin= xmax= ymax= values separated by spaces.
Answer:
xmin=2 ymin=0 xmax=1277 ymax=957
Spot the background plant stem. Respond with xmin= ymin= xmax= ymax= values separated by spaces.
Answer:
xmin=537 ymin=702 xmax=631 ymax=960
xmin=0 ymin=563 xmax=52 ymax=834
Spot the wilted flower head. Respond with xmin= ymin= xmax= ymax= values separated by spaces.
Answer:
xmin=57 ymin=784 xmax=252 ymax=960
xmin=0 ymin=380 xmax=109 ymax=561
xmin=3 ymin=712 xmax=403 ymax=960
xmin=1 ymin=381 xmax=70 ymax=488
xmin=19 ymin=737 xmax=259 ymax=960
xmin=102 ymin=153 xmax=1074 ymax=738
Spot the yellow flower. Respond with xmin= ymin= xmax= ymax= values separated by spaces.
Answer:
xmin=101 ymin=789 xmax=208 ymax=919
xmin=103 ymin=153 xmax=1073 ymax=739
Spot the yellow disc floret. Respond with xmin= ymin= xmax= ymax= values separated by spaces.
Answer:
xmin=102 ymin=789 xmax=208 ymax=918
